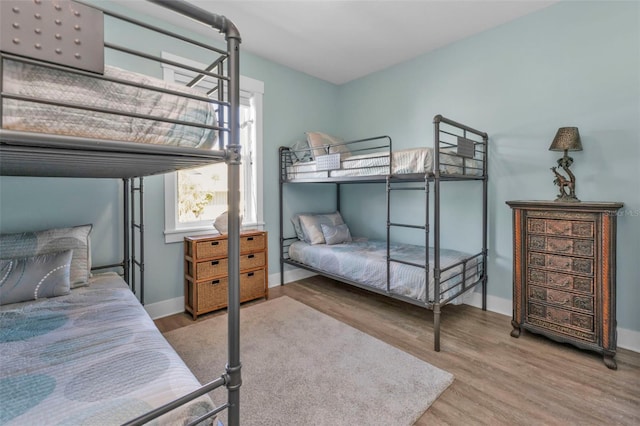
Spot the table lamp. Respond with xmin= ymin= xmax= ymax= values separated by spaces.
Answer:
xmin=549 ymin=127 xmax=582 ymax=202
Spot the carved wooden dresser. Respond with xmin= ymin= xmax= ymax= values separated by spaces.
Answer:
xmin=506 ymin=201 xmax=623 ymax=369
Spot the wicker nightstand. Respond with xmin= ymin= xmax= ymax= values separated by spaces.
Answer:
xmin=184 ymin=231 xmax=268 ymax=319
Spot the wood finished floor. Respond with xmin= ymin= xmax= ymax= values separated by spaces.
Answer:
xmin=155 ymin=276 xmax=640 ymax=425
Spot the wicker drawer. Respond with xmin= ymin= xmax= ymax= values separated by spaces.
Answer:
xmin=528 ymin=285 xmax=594 ymax=313
xmin=240 ymin=268 xmax=266 ymax=302
xmin=240 ymin=251 xmax=265 ymax=271
xmin=527 ymin=218 xmax=594 ymax=238
xmin=194 ymin=258 xmax=228 ymax=280
xmin=529 ymin=253 xmax=593 ymax=275
xmin=528 ymin=235 xmax=594 ymax=257
xmin=195 ymin=238 xmax=228 ymax=259
xmin=241 ymin=233 xmax=266 ymax=253
xmin=196 ymin=277 xmax=228 ymax=312
xmin=527 ymin=301 xmax=595 ymax=342
xmin=528 ymin=268 xmax=593 ymax=294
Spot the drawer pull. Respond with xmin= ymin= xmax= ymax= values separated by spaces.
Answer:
xmin=211 ymin=280 xmax=220 ymax=285
xmin=247 ymin=272 xmax=254 ymax=277
xmin=211 ymin=241 xmax=219 ymax=246
xmin=247 ymin=237 xmax=254 ymax=241
xmin=247 ymin=254 xmax=255 ymax=259
xmin=211 ymin=260 xmax=219 ymax=266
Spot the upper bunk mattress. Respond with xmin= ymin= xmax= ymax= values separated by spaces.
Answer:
xmin=0 ymin=272 xmax=215 ymax=425
xmin=2 ymin=59 xmax=218 ymax=149
xmin=286 ymin=147 xmax=483 ymax=180
xmin=288 ymin=239 xmax=481 ymax=304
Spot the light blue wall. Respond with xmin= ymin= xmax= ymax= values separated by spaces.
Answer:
xmin=336 ymin=0 xmax=639 ymax=331
xmin=0 ymin=2 xmax=338 ymax=304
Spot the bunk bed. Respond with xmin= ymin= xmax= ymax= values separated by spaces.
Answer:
xmin=279 ymin=116 xmax=489 ymax=351
xmin=0 ymin=0 xmax=242 ymax=424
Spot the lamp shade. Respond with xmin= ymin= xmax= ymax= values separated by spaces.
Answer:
xmin=549 ymin=127 xmax=582 ymax=151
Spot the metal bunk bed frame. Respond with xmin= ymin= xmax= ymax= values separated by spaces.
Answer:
xmin=0 ymin=0 xmax=243 ymax=424
xmin=279 ymin=115 xmax=489 ymax=352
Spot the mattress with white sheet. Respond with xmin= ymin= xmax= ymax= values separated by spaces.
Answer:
xmin=288 ymin=239 xmax=481 ymax=303
xmin=286 ymin=147 xmax=483 ymax=180
xmin=0 ymin=272 xmax=215 ymax=425
xmin=2 ymin=59 xmax=218 ymax=149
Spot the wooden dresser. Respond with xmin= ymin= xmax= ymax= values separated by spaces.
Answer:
xmin=506 ymin=201 xmax=623 ymax=369
xmin=184 ymin=230 xmax=268 ymax=319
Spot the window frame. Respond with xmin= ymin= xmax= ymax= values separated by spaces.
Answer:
xmin=161 ymin=52 xmax=264 ymax=243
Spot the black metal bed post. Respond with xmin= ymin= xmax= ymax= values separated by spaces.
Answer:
xmin=385 ymin=176 xmax=391 ymax=293
xmin=424 ymin=174 xmax=430 ymax=305
xmin=482 ymin=133 xmax=489 ymax=311
xmin=433 ymin=115 xmax=442 ymax=352
xmin=123 ymin=178 xmax=131 ymax=285
xmin=279 ymin=147 xmax=285 ymax=286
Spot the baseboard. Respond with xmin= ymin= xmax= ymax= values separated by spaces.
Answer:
xmin=268 ymin=268 xmax=317 ymax=288
xmin=464 ymin=291 xmax=640 ymax=353
xmin=145 ymin=296 xmax=184 ymax=320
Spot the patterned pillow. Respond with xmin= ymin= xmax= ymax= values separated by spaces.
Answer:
xmin=306 ymin=132 xmax=351 ymax=160
xmin=0 ymin=224 xmax=92 ymax=288
xmin=0 ymin=250 xmax=72 ymax=305
xmin=321 ymin=223 xmax=352 ymax=245
xmin=298 ymin=212 xmax=345 ymax=245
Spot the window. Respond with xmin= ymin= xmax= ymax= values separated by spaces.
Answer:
xmin=162 ymin=53 xmax=264 ymax=243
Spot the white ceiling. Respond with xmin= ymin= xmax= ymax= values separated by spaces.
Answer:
xmin=119 ymin=0 xmax=559 ymax=85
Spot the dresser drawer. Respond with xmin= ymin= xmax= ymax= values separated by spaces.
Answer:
xmin=527 ymin=301 xmax=596 ymax=342
xmin=529 ymin=253 xmax=593 ymax=275
xmin=528 ymin=285 xmax=594 ymax=313
xmin=196 ymin=277 xmax=228 ymax=312
xmin=528 ymin=235 xmax=594 ymax=257
xmin=240 ymin=251 xmax=265 ymax=271
xmin=195 ymin=238 xmax=228 ymax=259
xmin=194 ymin=258 xmax=228 ymax=279
xmin=240 ymin=269 xmax=266 ymax=302
xmin=527 ymin=218 xmax=594 ymax=238
xmin=241 ymin=233 xmax=266 ymax=253
xmin=528 ymin=269 xmax=593 ymax=293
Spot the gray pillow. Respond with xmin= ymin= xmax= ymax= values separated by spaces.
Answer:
xmin=0 ymin=224 xmax=92 ymax=288
xmin=321 ymin=223 xmax=352 ymax=245
xmin=298 ymin=212 xmax=345 ymax=245
xmin=0 ymin=250 xmax=72 ymax=305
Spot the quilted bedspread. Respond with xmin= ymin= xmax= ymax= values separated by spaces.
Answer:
xmin=2 ymin=59 xmax=218 ymax=149
xmin=0 ymin=273 xmax=215 ymax=425
xmin=289 ymin=239 xmax=481 ymax=303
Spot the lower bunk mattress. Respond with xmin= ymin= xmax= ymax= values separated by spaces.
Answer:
xmin=288 ymin=239 xmax=481 ymax=304
xmin=286 ymin=147 xmax=483 ymax=180
xmin=0 ymin=272 xmax=214 ymax=425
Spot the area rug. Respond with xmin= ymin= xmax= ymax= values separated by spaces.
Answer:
xmin=164 ymin=296 xmax=453 ymax=425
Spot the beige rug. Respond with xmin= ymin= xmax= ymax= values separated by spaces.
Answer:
xmin=164 ymin=296 xmax=453 ymax=425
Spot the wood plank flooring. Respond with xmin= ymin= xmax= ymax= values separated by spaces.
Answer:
xmin=155 ymin=276 xmax=640 ymax=425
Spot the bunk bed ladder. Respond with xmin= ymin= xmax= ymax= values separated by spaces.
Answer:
xmin=127 ymin=176 xmax=145 ymax=305
xmin=385 ymin=175 xmax=431 ymax=300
